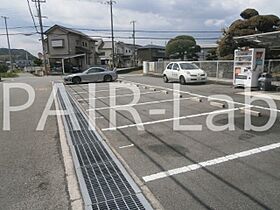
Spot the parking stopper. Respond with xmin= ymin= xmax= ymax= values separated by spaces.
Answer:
xmin=210 ymin=101 xmax=225 ymax=108
xmin=240 ymin=108 xmax=261 ymax=117
xmin=174 ymin=93 xmax=183 ymax=98
xmin=191 ymin=97 xmax=202 ymax=102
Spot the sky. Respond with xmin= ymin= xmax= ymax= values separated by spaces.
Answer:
xmin=0 ymin=0 xmax=280 ymax=56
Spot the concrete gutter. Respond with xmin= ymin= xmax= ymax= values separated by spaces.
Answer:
xmin=54 ymin=85 xmax=84 ymax=210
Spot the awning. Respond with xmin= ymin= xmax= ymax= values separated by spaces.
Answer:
xmin=234 ymin=31 xmax=280 ymax=50
xmin=48 ymin=53 xmax=86 ymax=59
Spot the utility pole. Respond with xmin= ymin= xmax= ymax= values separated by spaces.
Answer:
xmin=33 ymin=0 xmax=47 ymax=75
xmin=130 ymin=20 xmax=136 ymax=67
xmin=1 ymin=16 xmax=13 ymax=70
xmin=103 ymin=0 xmax=116 ymax=68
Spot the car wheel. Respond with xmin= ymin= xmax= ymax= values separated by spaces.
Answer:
xmin=72 ymin=77 xmax=81 ymax=84
xmin=163 ymin=75 xmax=169 ymax=83
xmin=180 ymin=76 xmax=186 ymax=85
xmin=104 ymin=75 xmax=112 ymax=82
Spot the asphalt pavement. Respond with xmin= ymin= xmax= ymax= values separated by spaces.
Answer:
xmin=0 ymin=74 xmax=69 ymax=209
xmin=66 ymin=74 xmax=280 ymax=210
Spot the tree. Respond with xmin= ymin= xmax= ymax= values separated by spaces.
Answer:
xmin=34 ymin=58 xmax=43 ymax=66
xmin=0 ymin=63 xmax=9 ymax=73
xmin=166 ymin=35 xmax=201 ymax=60
xmin=217 ymin=8 xmax=280 ymax=59
xmin=206 ymin=48 xmax=218 ymax=60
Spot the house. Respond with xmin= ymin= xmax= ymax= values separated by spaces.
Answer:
xmin=15 ymin=60 xmax=33 ymax=68
xmin=44 ymin=25 xmax=97 ymax=73
xmin=137 ymin=45 xmax=166 ymax=64
xmin=96 ymin=41 xmax=141 ymax=68
xmin=197 ymin=44 xmax=218 ymax=61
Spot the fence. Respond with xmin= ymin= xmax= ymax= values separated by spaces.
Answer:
xmin=144 ymin=59 xmax=280 ymax=81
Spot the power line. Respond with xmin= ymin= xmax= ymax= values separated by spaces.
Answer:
xmin=26 ymin=0 xmax=38 ymax=33
xmin=0 ymin=33 xmax=220 ymax=41
xmin=64 ymin=27 xmax=222 ymax=34
xmin=0 ymin=32 xmax=38 ymax=36
xmin=0 ymin=25 xmax=40 ymax=30
xmin=92 ymin=36 xmax=220 ymax=40
xmin=0 ymin=25 xmax=222 ymax=34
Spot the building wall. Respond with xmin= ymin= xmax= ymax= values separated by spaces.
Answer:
xmin=46 ymin=27 xmax=96 ymax=69
xmin=47 ymin=28 xmax=69 ymax=55
xmin=138 ymin=48 xmax=166 ymax=63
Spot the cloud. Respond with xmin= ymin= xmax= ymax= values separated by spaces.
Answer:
xmin=1 ymin=0 xmax=280 ymax=55
xmin=204 ymin=19 xmax=226 ymax=27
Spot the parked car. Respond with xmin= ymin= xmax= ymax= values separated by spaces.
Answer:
xmin=64 ymin=67 xmax=118 ymax=84
xmin=163 ymin=62 xmax=207 ymax=84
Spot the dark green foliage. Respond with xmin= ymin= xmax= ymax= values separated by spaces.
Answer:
xmin=0 ymin=48 xmax=36 ymax=61
xmin=0 ymin=63 xmax=9 ymax=73
xmin=34 ymin=58 xmax=43 ymax=66
xmin=240 ymin=8 xmax=259 ymax=19
xmin=166 ymin=35 xmax=200 ymax=60
xmin=218 ymin=9 xmax=280 ymax=59
xmin=249 ymin=15 xmax=280 ymax=32
xmin=206 ymin=48 xmax=218 ymax=60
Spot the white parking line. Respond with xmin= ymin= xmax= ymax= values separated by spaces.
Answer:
xmin=73 ymin=89 xmax=113 ymax=95
xmin=149 ymin=109 xmax=166 ymax=115
xmin=77 ymin=91 xmax=163 ymax=102
xmin=120 ymin=79 xmax=280 ymax=113
xmin=119 ymin=144 xmax=135 ymax=149
xmin=102 ymin=107 xmax=242 ymax=131
xmin=87 ymin=97 xmax=194 ymax=111
xmin=142 ymin=142 xmax=280 ymax=182
xmin=76 ymin=83 xmax=112 ymax=88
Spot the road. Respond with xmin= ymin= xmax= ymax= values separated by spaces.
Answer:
xmin=66 ymin=74 xmax=280 ymax=210
xmin=0 ymin=74 xmax=69 ymax=209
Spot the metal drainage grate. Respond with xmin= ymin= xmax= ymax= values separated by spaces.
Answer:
xmin=57 ymin=85 xmax=152 ymax=210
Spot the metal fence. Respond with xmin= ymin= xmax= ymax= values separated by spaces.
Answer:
xmin=144 ymin=59 xmax=280 ymax=81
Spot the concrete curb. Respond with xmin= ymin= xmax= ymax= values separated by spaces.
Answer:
xmin=54 ymin=86 xmax=84 ymax=210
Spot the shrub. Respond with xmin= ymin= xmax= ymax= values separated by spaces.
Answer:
xmin=0 ymin=64 xmax=9 ymax=73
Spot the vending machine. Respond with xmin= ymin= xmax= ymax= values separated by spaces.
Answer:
xmin=233 ymin=48 xmax=265 ymax=88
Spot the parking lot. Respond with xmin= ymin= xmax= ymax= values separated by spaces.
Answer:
xmin=65 ymin=74 xmax=280 ymax=210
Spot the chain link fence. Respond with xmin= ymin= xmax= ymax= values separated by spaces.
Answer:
xmin=144 ymin=59 xmax=280 ymax=82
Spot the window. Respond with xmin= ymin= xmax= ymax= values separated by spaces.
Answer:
xmin=179 ymin=63 xmax=199 ymax=70
xmin=172 ymin=63 xmax=180 ymax=71
xmin=167 ymin=63 xmax=173 ymax=70
xmin=87 ymin=68 xmax=105 ymax=74
xmin=51 ymin=39 xmax=64 ymax=48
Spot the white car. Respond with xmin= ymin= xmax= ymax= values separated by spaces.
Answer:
xmin=163 ymin=62 xmax=207 ymax=85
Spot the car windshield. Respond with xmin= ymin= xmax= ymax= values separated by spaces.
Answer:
xmin=179 ymin=63 xmax=199 ymax=70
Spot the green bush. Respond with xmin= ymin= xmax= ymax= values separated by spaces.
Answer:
xmin=240 ymin=8 xmax=259 ymax=19
xmin=166 ymin=35 xmax=200 ymax=60
xmin=0 ymin=72 xmax=19 ymax=78
xmin=218 ymin=8 xmax=280 ymax=59
xmin=0 ymin=64 xmax=9 ymax=73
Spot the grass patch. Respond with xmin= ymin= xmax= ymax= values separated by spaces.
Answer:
xmin=0 ymin=72 xmax=19 ymax=78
